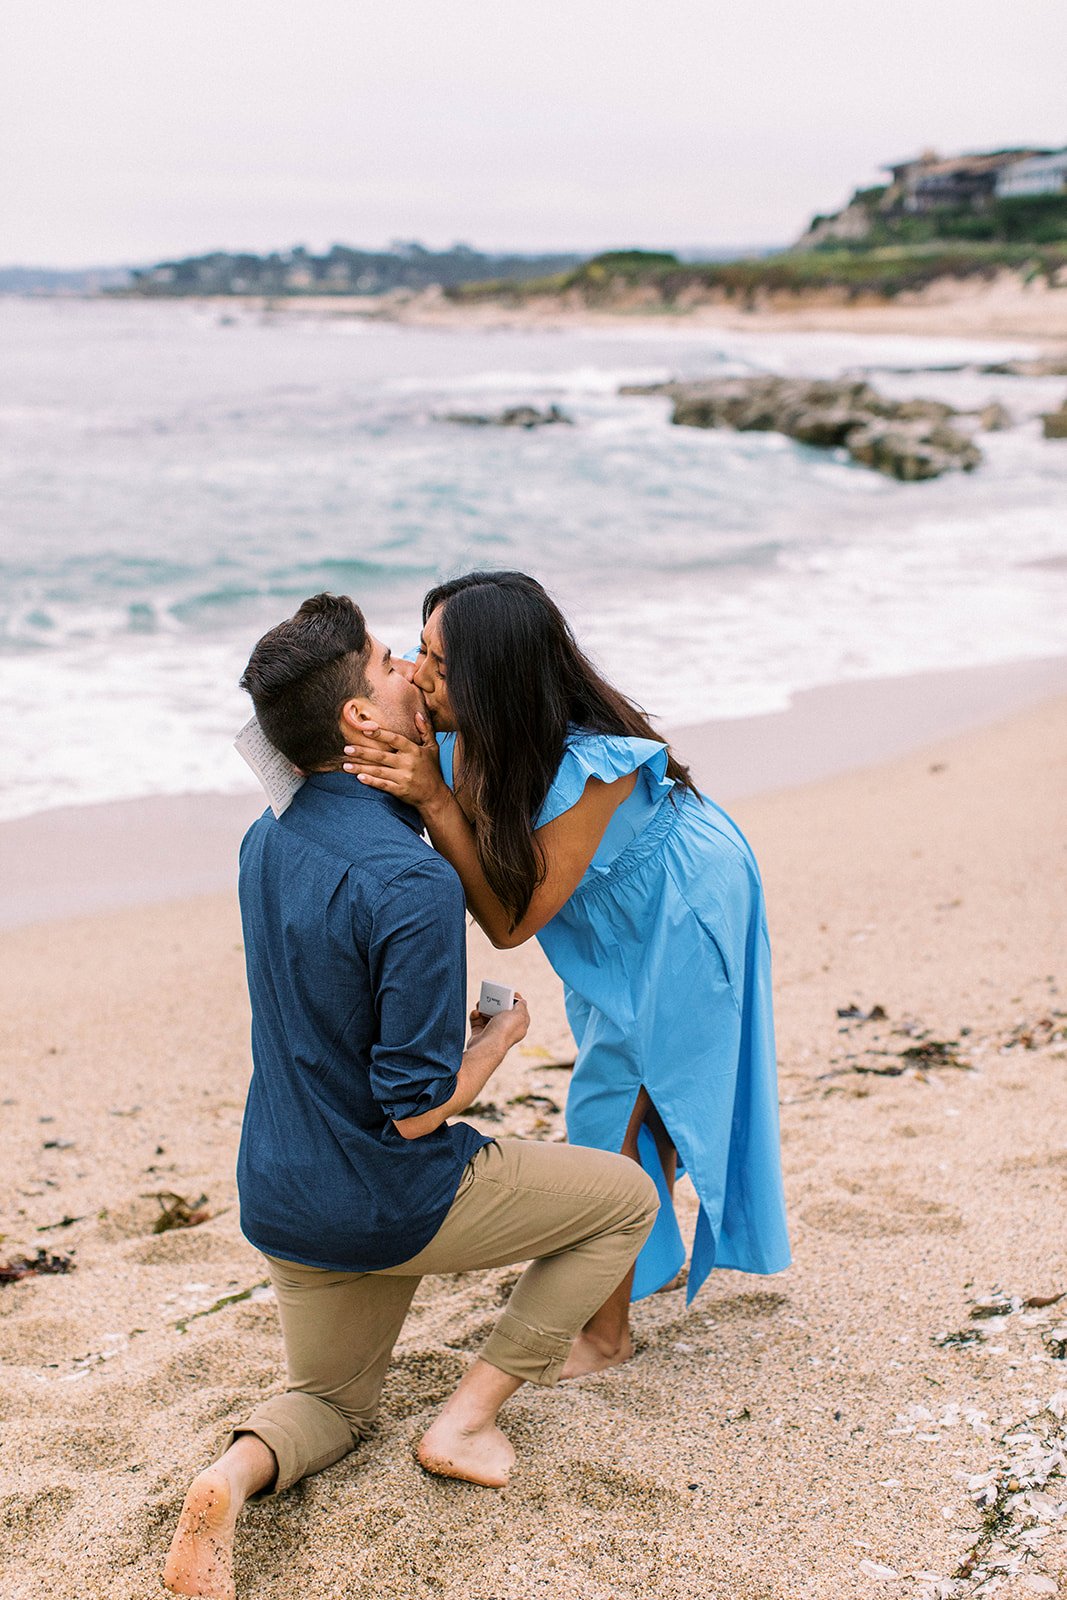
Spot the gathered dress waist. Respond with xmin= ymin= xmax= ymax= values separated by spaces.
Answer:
xmin=569 ymin=789 xmax=684 ymax=904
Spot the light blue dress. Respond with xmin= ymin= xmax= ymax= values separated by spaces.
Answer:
xmin=438 ymin=729 xmax=791 ymax=1304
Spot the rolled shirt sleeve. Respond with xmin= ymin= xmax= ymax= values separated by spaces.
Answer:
xmin=365 ymin=856 xmax=468 ymax=1122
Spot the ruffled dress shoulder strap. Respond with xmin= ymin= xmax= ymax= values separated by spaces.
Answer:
xmin=436 ymin=732 xmax=458 ymax=791
xmin=535 ymin=732 xmax=673 ymax=829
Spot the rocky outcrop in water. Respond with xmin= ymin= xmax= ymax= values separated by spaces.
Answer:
xmin=980 ymin=356 xmax=1067 ymax=378
xmin=439 ymin=403 xmax=573 ymax=429
xmin=620 ymin=377 xmax=982 ymax=480
xmin=977 ymin=402 xmax=1013 ymax=432
xmin=1042 ymin=402 xmax=1067 ymax=439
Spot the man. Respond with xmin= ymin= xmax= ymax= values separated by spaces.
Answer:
xmin=164 ymin=593 xmax=658 ymax=1600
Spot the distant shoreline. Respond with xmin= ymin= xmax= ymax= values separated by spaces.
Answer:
xmin=75 ymin=269 xmax=1067 ymax=346
xmin=10 ymin=272 xmax=1067 ymax=342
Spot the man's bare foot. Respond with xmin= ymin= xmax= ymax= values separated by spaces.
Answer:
xmin=416 ymin=1415 xmax=515 ymax=1487
xmin=558 ymin=1329 xmax=635 ymax=1381
xmin=163 ymin=1467 xmax=238 ymax=1600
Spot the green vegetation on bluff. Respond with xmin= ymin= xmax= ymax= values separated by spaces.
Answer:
xmin=809 ymin=191 xmax=1067 ymax=250
xmin=449 ymin=148 xmax=1067 ymax=307
xmin=445 ymin=240 xmax=1067 ymax=308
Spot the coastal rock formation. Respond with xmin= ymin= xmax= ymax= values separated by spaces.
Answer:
xmin=980 ymin=355 xmax=1067 ymax=378
xmin=977 ymin=401 xmax=1014 ymax=432
xmin=844 ymin=422 xmax=979 ymax=480
xmin=620 ymin=377 xmax=982 ymax=480
xmin=438 ymin=403 xmax=573 ymax=429
xmin=1041 ymin=403 xmax=1067 ymax=439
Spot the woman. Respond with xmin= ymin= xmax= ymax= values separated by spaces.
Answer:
xmin=344 ymin=571 xmax=789 ymax=1377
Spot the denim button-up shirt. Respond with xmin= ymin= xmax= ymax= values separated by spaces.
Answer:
xmin=236 ymin=771 xmax=489 ymax=1271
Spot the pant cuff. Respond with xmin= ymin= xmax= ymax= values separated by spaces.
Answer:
xmin=480 ymin=1312 xmax=574 ymax=1388
xmin=221 ymin=1394 xmax=354 ymax=1497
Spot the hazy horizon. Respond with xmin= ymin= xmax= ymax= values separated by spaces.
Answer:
xmin=3 ymin=1 xmax=1065 ymax=270
xmin=0 ymin=240 xmax=785 ymax=275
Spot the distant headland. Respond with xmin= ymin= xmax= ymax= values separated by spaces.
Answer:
xmin=441 ymin=146 xmax=1067 ymax=315
xmin=102 ymin=144 xmax=1065 ymax=310
xmin=8 ymin=144 xmax=1066 ymax=341
xmin=120 ymin=242 xmax=583 ymax=298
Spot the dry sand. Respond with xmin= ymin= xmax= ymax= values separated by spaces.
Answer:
xmin=1 ymin=684 xmax=1065 ymax=1599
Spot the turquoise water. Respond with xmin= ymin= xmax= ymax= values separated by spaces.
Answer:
xmin=1 ymin=296 xmax=1065 ymax=819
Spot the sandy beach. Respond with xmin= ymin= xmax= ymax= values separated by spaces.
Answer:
xmin=254 ymin=273 xmax=1067 ymax=347
xmin=1 ymin=664 xmax=1065 ymax=1599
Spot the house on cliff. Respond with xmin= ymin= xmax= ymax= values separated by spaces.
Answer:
xmin=996 ymin=148 xmax=1067 ymax=199
xmin=885 ymin=148 xmax=1051 ymax=213
xmin=795 ymin=144 xmax=1064 ymax=247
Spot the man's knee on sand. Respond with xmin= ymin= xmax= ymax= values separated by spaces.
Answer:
xmin=608 ymin=1148 xmax=661 ymax=1232
xmin=296 ymin=1385 xmax=384 ymax=1446
xmin=334 ymin=1397 xmax=384 ymax=1442
xmin=234 ymin=1387 xmax=379 ymax=1494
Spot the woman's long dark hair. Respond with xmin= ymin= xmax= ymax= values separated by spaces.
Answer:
xmin=423 ymin=570 xmax=697 ymax=929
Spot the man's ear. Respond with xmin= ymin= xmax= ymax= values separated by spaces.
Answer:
xmin=339 ymin=696 xmax=376 ymax=738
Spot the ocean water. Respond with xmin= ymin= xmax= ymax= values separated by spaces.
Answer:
xmin=1 ymin=296 xmax=1065 ymax=821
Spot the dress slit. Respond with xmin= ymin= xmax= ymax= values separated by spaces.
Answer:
xmin=625 ymin=1087 xmax=689 ymax=1299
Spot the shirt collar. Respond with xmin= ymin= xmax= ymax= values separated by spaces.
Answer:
xmin=305 ymin=771 xmax=424 ymax=834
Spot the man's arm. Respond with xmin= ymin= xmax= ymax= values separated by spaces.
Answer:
xmin=366 ymin=855 xmax=527 ymax=1139
xmin=392 ymin=999 xmax=529 ymax=1139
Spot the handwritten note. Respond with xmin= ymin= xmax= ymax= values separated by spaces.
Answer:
xmin=233 ymin=716 xmax=305 ymax=817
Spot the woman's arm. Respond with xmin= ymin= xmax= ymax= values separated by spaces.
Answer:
xmin=421 ymin=766 xmax=636 ymax=948
xmin=344 ymin=725 xmax=635 ymax=948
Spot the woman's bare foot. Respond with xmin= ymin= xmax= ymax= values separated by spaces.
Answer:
xmin=416 ymin=1414 xmax=515 ymax=1487
xmin=558 ymin=1328 xmax=635 ymax=1381
xmin=163 ymin=1467 xmax=239 ymax=1600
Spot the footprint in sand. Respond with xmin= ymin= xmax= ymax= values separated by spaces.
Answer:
xmin=440 ymin=1313 xmax=502 ymax=1354
xmin=129 ymin=1228 xmax=239 ymax=1266
xmin=700 ymin=1288 xmax=788 ymax=1321
xmin=0 ymin=1312 xmax=84 ymax=1367
xmin=25 ymin=1418 xmax=136 ymax=1472
xmin=379 ymin=1348 xmax=468 ymax=1418
xmin=0 ymin=1484 xmax=75 ymax=1562
xmin=644 ymin=1289 xmax=789 ymax=1356
xmin=551 ymin=1459 xmax=690 ymax=1517
xmin=95 ymin=1196 xmax=167 ymax=1242
xmin=801 ymin=1195 xmax=964 ymax=1235
xmin=1000 ymin=1148 xmax=1067 ymax=1177
xmin=134 ymin=1337 xmax=278 ymax=1411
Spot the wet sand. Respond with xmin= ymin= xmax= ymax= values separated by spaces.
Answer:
xmin=0 ymin=672 xmax=1065 ymax=1598
xmin=4 ymin=654 xmax=1065 ymax=931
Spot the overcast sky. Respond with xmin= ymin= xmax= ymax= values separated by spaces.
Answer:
xmin=3 ymin=1 xmax=1065 ymax=267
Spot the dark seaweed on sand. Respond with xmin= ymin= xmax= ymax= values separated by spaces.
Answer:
xmin=0 ymin=1248 xmax=76 ymax=1285
xmin=145 ymin=1191 xmax=211 ymax=1234
xmin=898 ymin=1039 xmax=970 ymax=1069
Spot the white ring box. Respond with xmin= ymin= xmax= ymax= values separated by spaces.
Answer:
xmin=478 ymin=979 xmax=515 ymax=1016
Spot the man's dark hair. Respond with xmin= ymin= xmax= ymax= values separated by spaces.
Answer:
xmin=240 ymin=593 xmax=372 ymax=770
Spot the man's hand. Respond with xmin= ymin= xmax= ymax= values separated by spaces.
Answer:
xmin=467 ymin=994 xmax=529 ymax=1050
xmin=393 ymin=994 xmax=530 ymax=1140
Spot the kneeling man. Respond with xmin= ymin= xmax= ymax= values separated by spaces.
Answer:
xmin=165 ymin=594 xmax=658 ymax=1600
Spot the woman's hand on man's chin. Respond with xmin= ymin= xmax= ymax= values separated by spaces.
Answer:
xmin=342 ymin=714 xmax=446 ymax=811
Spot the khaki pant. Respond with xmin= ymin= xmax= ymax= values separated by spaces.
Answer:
xmin=229 ymin=1138 xmax=658 ymax=1494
